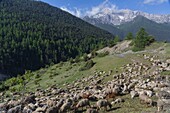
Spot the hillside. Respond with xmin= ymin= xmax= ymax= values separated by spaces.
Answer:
xmin=0 ymin=0 xmax=114 ymax=76
xmin=0 ymin=41 xmax=170 ymax=112
xmin=118 ymin=16 xmax=170 ymax=41
xmin=84 ymin=16 xmax=125 ymax=39
xmin=95 ymin=23 xmax=125 ymax=39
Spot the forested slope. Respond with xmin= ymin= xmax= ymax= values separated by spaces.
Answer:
xmin=0 ymin=0 xmax=114 ymax=76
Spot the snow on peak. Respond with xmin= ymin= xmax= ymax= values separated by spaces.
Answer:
xmin=85 ymin=7 xmax=170 ymax=25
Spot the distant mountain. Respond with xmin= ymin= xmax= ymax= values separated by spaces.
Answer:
xmin=84 ymin=9 xmax=170 ymax=25
xmin=118 ymin=16 xmax=170 ymax=41
xmin=0 ymin=0 xmax=114 ymax=76
xmin=84 ymin=9 xmax=170 ymax=41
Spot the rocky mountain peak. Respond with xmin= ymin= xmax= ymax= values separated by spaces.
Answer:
xmin=84 ymin=9 xmax=170 ymax=25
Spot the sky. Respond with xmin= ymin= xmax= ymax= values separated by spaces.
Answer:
xmin=40 ymin=0 xmax=170 ymax=17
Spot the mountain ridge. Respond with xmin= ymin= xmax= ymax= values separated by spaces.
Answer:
xmin=118 ymin=16 xmax=170 ymax=41
xmin=84 ymin=9 xmax=170 ymax=25
xmin=84 ymin=9 xmax=170 ymax=41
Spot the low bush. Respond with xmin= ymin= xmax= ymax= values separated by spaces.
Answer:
xmin=97 ymin=51 xmax=109 ymax=57
xmin=79 ymin=60 xmax=95 ymax=71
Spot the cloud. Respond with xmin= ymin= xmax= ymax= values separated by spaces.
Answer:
xmin=60 ymin=0 xmax=118 ymax=18
xmin=143 ymin=0 xmax=168 ymax=4
xmin=86 ymin=0 xmax=118 ymax=16
xmin=60 ymin=7 xmax=82 ymax=17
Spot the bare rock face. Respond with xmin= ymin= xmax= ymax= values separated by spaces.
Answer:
xmin=96 ymin=40 xmax=132 ymax=55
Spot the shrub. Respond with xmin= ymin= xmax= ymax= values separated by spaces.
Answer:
xmin=109 ymin=35 xmax=120 ymax=47
xmin=49 ymin=74 xmax=55 ymax=78
xmin=4 ymin=77 xmax=20 ymax=87
xmin=34 ymin=78 xmax=41 ymax=84
xmin=9 ymin=86 xmax=18 ymax=92
xmin=74 ymin=56 xmax=80 ymax=63
xmin=59 ymin=61 xmax=64 ymax=66
xmin=97 ymin=51 xmax=109 ymax=57
xmin=125 ymin=32 xmax=134 ymax=40
xmin=0 ymin=82 xmax=6 ymax=91
xmin=65 ymin=66 xmax=72 ymax=71
xmin=91 ymin=50 xmax=97 ymax=58
xmin=132 ymin=46 xmax=144 ymax=52
xmin=35 ymin=74 xmax=40 ymax=78
xmin=79 ymin=60 xmax=95 ymax=71
xmin=82 ymin=53 xmax=89 ymax=61
xmin=69 ymin=58 xmax=74 ymax=64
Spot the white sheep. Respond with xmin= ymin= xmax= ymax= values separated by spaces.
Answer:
xmin=56 ymin=99 xmax=64 ymax=108
xmin=156 ymin=91 xmax=170 ymax=99
xmin=46 ymin=99 xmax=56 ymax=107
xmin=59 ymin=102 xmax=72 ymax=113
xmin=86 ymin=108 xmax=98 ymax=113
xmin=157 ymin=99 xmax=164 ymax=112
xmin=23 ymin=106 xmax=33 ymax=113
xmin=145 ymin=90 xmax=153 ymax=97
xmin=46 ymin=106 xmax=58 ymax=113
xmin=96 ymin=99 xmax=112 ymax=111
xmin=111 ymin=98 xmax=124 ymax=104
xmin=139 ymin=92 xmax=153 ymax=106
xmin=130 ymin=90 xmax=138 ymax=99
xmin=157 ymin=98 xmax=170 ymax=112
xmin=75 ymin=99 xmax=91 ymax=110
xmin=7 ymin=105 xmax=22 ymax=113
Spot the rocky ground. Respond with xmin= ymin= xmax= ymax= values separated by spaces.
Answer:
xmin=96 ymin=40 xmax=132 ymax=55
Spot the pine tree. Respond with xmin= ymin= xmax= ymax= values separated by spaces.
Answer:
xmin=135 ymin=28 xmax=147 ymax=48
xmin=114 ymin=35 xmax=120 ymax=44
xmin=125 ymin=32 xmax=133 ymax=40
xmin=109 ymin=35 xmax=120 ymax=47
xmin=133 ymin=28 xmax=154 ymax=51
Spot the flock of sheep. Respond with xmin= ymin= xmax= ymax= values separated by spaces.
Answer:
xmin=0 ymin=53 xmax=170 ymax=113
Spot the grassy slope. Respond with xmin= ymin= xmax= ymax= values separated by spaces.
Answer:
xmin=26 ymin=55 xmax=131 ymax=91
xmin=2 ymin=41 xmax=170 ymax=112
xmin=19 ymin=42 xmax=169 ymax=91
